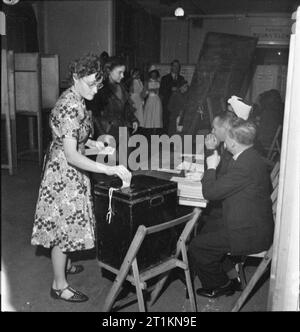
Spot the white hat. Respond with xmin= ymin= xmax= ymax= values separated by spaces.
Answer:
xmin=227 ymin=96 xmax=252 ymax=120
xmin=148 ymin=65 xmax=157 ymax=73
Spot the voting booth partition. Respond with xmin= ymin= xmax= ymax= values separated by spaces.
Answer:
xmin=1 ymin=51 xmax=59 ymax=172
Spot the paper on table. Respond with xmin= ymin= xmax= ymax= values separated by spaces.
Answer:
xmin=171 ymin=176 xmax=202 ymax=183
xmin=185 ymin=172 xmax=203 ymax=181
xmin=154 ymin=168 xmax=181 ymax=174
xmin=176 ymin=161 xmax=204 ymax=173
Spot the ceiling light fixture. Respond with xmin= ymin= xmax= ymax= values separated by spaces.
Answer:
xmin=3 ymin=0 xmax=20 ymax=5
xmin=174 ymin=7 xmax=184 ymax=17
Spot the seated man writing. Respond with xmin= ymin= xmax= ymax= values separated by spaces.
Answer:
xmin=189 ymin=118 xmax=274 ymax=298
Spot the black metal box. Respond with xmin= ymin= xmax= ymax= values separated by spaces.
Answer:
xmin=93 ymin=174 xmax=179 ymax=271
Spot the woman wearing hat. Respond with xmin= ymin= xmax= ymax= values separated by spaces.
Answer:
xmin=129 ymin=68 xmax=145 ymax=127
xmin=143 ymin=66 xmax=163 ymax=133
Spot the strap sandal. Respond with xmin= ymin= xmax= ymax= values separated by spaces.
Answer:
xmin=66 ymin=264 xmax=84 ymax=275
xmin=50 ymin=285 xmax=89 ymax=302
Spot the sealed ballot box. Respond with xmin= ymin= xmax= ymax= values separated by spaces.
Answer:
xmin=93 ymin=174 xmax=180 ymax=271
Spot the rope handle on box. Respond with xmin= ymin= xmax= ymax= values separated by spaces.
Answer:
xmin=106 ymin=187 xmax=118 ymax=224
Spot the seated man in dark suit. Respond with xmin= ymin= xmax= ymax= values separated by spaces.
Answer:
xmin=189 ymin=118 xmax=274 ymax=298
xmin=202 ymin=101 xmax=253 ymax=233
xmin=200 ymin=111 xmax=241 ymax=285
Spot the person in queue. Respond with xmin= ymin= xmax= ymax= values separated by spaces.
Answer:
xmin=129 ymin=67 xmax=145 ymax=128
xmin=143 ymin=67 xmax=163 ymax=135
xmin=252 ymin=89 xmax=284 ymax=156
xmin=159 ymin=59 xmax=186 ymax=132
xmin=88 ymin=56 xmax=139 ymax=145
xmin=31 ymin=53 xmax=132 ymax=303
xmin=167 ymin=79 xmax=189 ymax=135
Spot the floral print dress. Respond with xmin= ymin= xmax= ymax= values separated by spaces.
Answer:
xmin=31 ymin=87 xmax=95 ymax=252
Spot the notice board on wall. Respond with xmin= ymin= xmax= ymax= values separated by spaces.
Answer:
xmin=249 ymin=65 xmax=288 ymax=102
xmin=182 ymin=32 xmax=258 ymax=133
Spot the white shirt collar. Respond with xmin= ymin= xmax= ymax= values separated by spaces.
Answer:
xmin=232 ymin=146 xmax=252 ymax=160
xmin=233 ymin=151 xmax=243 ymax=160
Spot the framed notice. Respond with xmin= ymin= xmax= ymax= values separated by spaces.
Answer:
xmin=250 ymin=25 xmax=290 ymax=45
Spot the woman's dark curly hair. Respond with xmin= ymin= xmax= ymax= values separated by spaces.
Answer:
xmin=104 ymin=56 xmax=126 ymax=72
xmin=67 ymin=52 xmax=103 ymax=85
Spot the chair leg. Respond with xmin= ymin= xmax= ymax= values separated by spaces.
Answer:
xmin=102 ymin=226 xmax=146 ymax=312
xmin=181 ymin=242 xmax=197 ymax=312
xmin=132 ymin=258 xmax=146 ymax=312
xmin=231 ymin=249 xmax=273 ymax=312
xmin=184 ymin=267 xmax=197 ymax=312
xmin=102 ymin=273 xmax=128 ymax=312
xmin=193 ymin=222 xmax=198 ymax=238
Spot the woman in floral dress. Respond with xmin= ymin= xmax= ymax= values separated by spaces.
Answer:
xmin=31 ymin=54 xmax=131 ymax=303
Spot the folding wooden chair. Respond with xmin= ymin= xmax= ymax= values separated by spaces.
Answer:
xmin=100 ymin=207 xmax=201 ymax=312
xmin=266 ymin=125 xmax=282 ymax=163
xmin=231 ymin=161 xmax=280 ymax=311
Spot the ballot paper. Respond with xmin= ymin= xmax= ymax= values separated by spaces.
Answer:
xmin=121 ymin=173 xmax=132 ymax=189
xmin=122 ymin=181 xmax=131 ymax=189
xmin=85 ymin=146 xmax=115 ymax=156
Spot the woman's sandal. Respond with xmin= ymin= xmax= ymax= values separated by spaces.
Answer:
xmin=66 ymin=264 xmax=84 ymax=275
xmin=50 ymin=285 xmax=89 ymax=302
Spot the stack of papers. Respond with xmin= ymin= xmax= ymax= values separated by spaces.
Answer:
xmin=170 ymin=176 xmax=207 ymax=207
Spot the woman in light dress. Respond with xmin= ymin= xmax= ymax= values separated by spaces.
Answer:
xmin=143 ymin=68 xmax=163 ymax=131
xmin=129 ymin=68 xmax=144 ymax=127
xmin=31 ymin=54 xmax=131 ymax=303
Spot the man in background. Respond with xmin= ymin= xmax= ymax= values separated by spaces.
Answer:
xmin=159 ymin=59 xmax=186 ymax=133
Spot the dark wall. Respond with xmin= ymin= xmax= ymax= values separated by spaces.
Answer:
xmin=3 ymin=2 xmax=39 ymax=52
xmin=115 ymin=0 xmax=160 ymax=75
